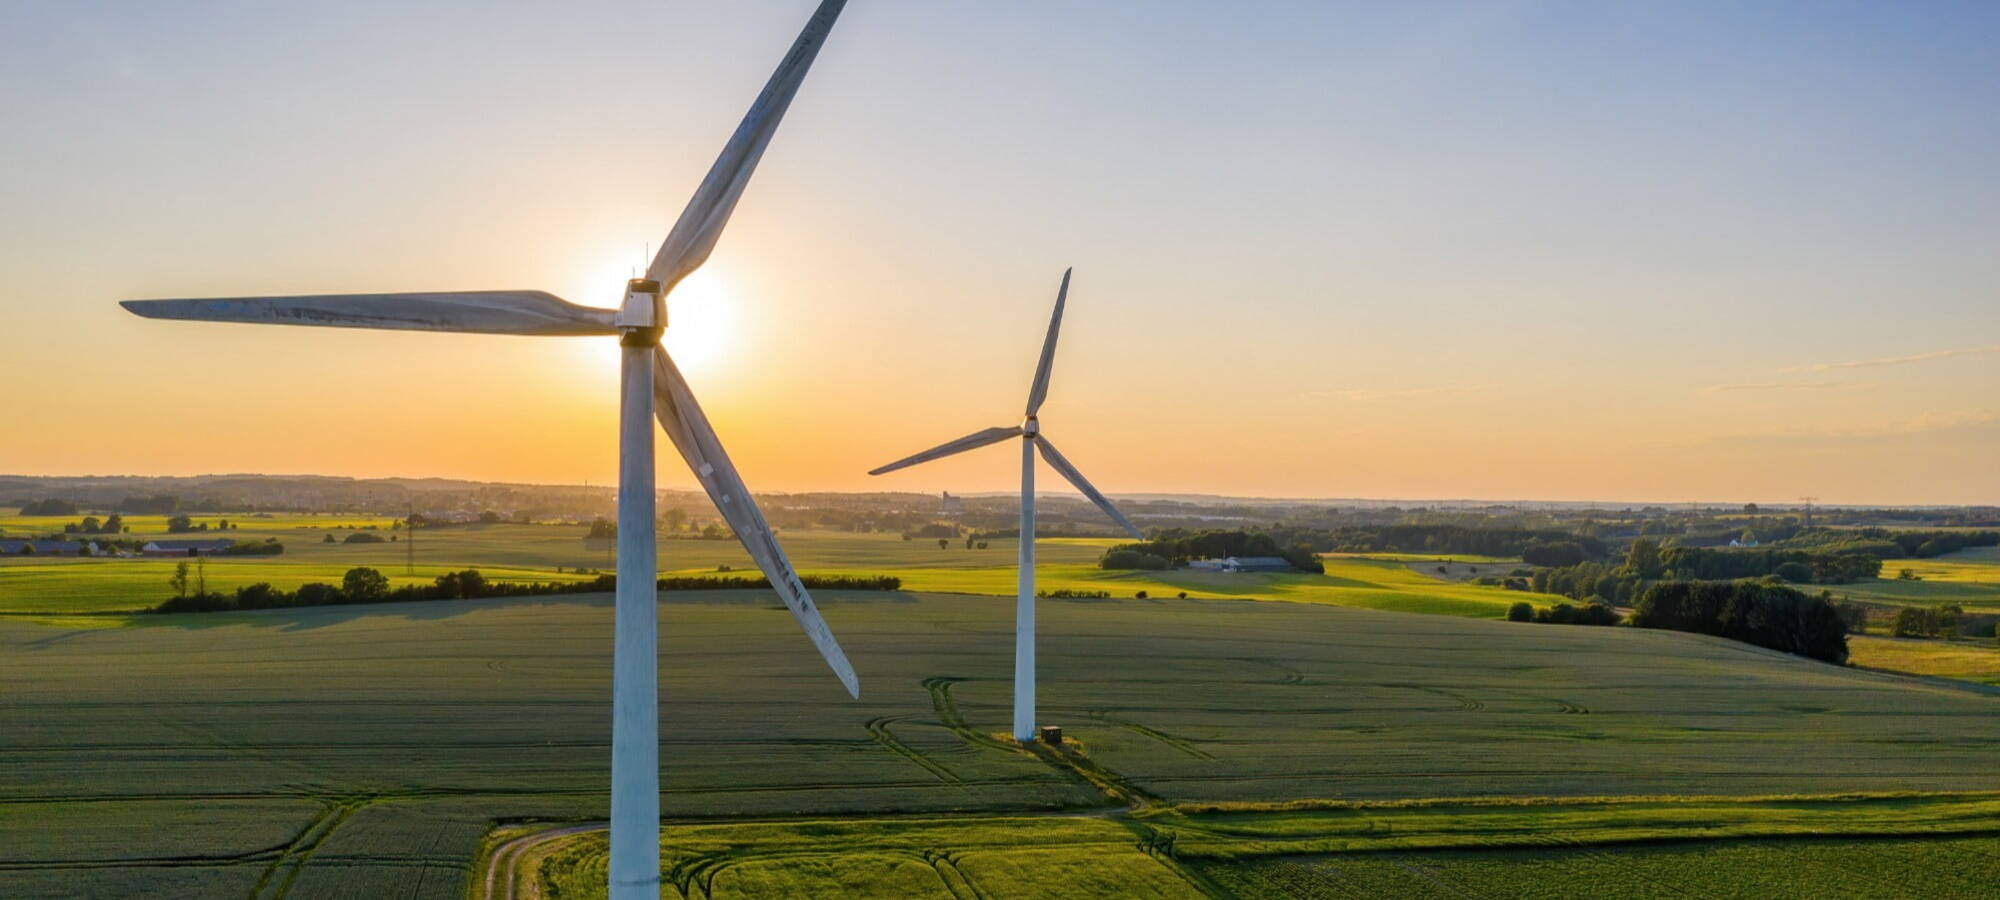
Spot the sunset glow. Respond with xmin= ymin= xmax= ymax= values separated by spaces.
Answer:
xmin=0 ymin=1 xmax=1995 ymax=504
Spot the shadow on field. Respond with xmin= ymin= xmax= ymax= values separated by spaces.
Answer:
xmin=132 ymin=589 xmax=928 ymax=632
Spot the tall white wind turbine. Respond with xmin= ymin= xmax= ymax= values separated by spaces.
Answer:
xmin=868 ymin=269 xmax=1142 ymax=741
xmin=120 ymin=3 xmax=856 ymax=897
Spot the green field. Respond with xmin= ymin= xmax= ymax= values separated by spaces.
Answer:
xmin=1834 ymin=556 xmax=2000 ymax=612
xmin=1849 ymin=634 xmax=2000 ymax=686
xmin=6 ymin=589 xmax=1999 ymax=897
xmin=518 ymin=799 xmax=2000 ymax=899
xmin=0 ymin=526 xmax=1547 ymax=618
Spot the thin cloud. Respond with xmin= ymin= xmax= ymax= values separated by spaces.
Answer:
xmin=1306 ymin=384 xmax=1499 ymax=402
xmin=1705 ymin=409 xmax=2000 ymax=447
xmin=1700 ymin=380 xmax=1864 ymax=395
xmin=1781 ymin=345 xmax=2000 ymax=373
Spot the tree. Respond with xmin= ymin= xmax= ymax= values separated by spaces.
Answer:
xmin=342 ymin=567 xmax=390 ymax=602
xmin=1522 ymin=542 xmax=1587 ymax=567
xmin=101 ymin=514 xmax=123 ymax=535
xmin=193 ymin=558 xmax=207 ymax=597
xmin=80 ymin=516 xmax=102 ymax=534
xmin=1507 ymin=602 xmax=1534 ymax=622
xmin=169 ymin=561 xmax=190 ymax=599
xmin=478 ymin=510 xmax=502 ymax=524
xmin=938 ymin=538 xmax=950 ymax=550
xmin=17 ymin=542 xmax=33 ymax=556
xmin=167 ymin=514 xmax=193 ymax=533
xmin=1623 ymin=538 xmax=1663 ymax=579
xmin=1101 ymin=549 xmax=1169 ymax=570
xmin=323 ymin=533 xmax=336 ymax=543
xmin=662 ymin=508 xmax=688 ymax=532
xmin=1774 ymin=561 xmax=1814 ymax=583
xmin=1743 ymin=503 xmax=1760 ymax=513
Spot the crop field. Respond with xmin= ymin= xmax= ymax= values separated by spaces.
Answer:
xmin=6 ymin=590 xmax=1999 ymax=897
xmin=1834 ymin=556 xmax=2000 ymax=612
xmin=509 ymin=793 xmax=2000 ymax=898
xmin=1189 ymin=833 xmax=2000 ymax=898
xmin=1848 ymin=635 xmax=2000 ymax=686
xmin=0 ymin=526 xmax=1542 ymax=618
xmin=0 ymin=511 xmax=404 ymax=534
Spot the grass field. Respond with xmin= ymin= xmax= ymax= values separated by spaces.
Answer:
xmin=6 ymin=590 xmax=1999 ymax=896
xmin=1833 ymin=557 xmax=2000 ymax=612
xmin=1191 ymin=833 xmax=2000 ymax=898
xmin=1849 ymin=634 xmax=2000 ymax=686
xmin=0 ymin=526 xmax=1546 ymax=618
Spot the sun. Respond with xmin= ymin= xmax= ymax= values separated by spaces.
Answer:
xmin=566 ymin=254 xmax=740 ymax=378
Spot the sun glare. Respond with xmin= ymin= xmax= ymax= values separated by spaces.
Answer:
xmin=567 ymin=255 xmax=740 ymax=378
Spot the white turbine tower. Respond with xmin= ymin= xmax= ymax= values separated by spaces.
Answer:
xmin=120 ymin=3 xmax=857 ymax=897
xmin=868 ymin=269 xmax=1142 ymax=741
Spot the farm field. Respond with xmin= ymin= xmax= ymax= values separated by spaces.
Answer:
xmin=0 ymin=526 xmax=1542 ymax=618
xmin=1189 ymin=833 xmax=2000 ymax=898
xmin=1848 ymin=635 xmax=2000 ymax=686
xmin=520 ymin=799 xmax=2000 ymax=899
xmin=1832 ymin=556 xmax=2000 ymax=612
xmin=5 ymin=590 xmax=1999 ymax=897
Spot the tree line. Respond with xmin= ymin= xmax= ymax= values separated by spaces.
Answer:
xmin=1100 ymin=529 xmax=1325 ymax=573
xmin=1777 ymin=528 xmax=1999 ymax=559
xmin=1629 ymin=580 xmax=1849 ymax=664
xmin=151 ymin=567 xmax=904 ymax=614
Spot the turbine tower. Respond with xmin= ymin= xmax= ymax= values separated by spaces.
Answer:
xmin=120 ymin=3 xmax=857 ymax=897
xmin=868 ymin=269 xmax=1142 ymax=741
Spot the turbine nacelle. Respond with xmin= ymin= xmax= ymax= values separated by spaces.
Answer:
xmin=617 ymin=278 xmax=665 ymax=345
xmin=1021 ymin=417 xmax=1041 ymax=437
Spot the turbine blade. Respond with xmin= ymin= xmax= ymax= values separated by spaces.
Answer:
xmin=867 ymin=426 xmax=1022 ymax=476
xmin=1033 ymin=435 xmax=1142 ymax=539
xmin=646 ymin=0 xmax=848 ymax=293
xmin=1023 ymin=268 xmax=1071 ymax=416
xmin=119 ymin=291 xmax=618 ymax=336
xmin=653 ymin=350 xmax=859 ymax=698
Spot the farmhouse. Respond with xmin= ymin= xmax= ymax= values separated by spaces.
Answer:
xmin=140 ymin=539 xmax=236 ymax=557
xmin=1186 ymin=556 xmax=1294 ymax=573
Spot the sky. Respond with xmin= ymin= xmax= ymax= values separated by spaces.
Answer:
xmin=2 ymin=0 xmax=1997 ymax=505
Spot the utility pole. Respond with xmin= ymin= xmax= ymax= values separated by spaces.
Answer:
xmin=1798 ymin=496 xmax=1818 ymax=530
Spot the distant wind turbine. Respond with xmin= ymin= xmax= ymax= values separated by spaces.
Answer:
xmin=121 ymin=2 xmax=857 ymax=897
xmin=868 ymin=269 xmax=1142 ymax=741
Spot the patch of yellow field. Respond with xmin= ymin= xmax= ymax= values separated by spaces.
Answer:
xmin=1849 ymin=635 xmax=2000 ymax=686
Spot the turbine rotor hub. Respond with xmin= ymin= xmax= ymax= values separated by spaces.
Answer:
xmin=618 ymin=278 xmax=666 ymax=346
xmin=1022 ymin=417 xmax=1040 ymax=436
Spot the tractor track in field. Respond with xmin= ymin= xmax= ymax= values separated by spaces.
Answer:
xmin=1085 ymin=709 xmax=1216 ymax=760
xmin=1394 ymin=684 xmax=1486 ymax=712
xmin=249 ymin=793 xmax=372 ymax=900
xmin=485 ymin=678 xmax=1204 ymax=897
xmin=865 ymin=715 xmax=963 ymax=783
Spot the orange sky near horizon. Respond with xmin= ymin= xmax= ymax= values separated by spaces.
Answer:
xmin=2 ymin=1 xmax=1997 ymax=507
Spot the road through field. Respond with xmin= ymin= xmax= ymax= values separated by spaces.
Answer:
xmin=484 ymin=823 xmax=603 ymax=900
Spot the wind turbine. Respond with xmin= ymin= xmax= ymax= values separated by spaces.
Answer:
xmin=868 ymin=269 xmax=1142 ymax=741
xmin=120 ymin=2 xmax=857 ymax=897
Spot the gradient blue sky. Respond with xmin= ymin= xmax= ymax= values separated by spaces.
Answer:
xmin=2 ymin=1 xmax=1996 ymax=504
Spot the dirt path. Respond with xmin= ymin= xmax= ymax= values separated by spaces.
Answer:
xmin=482 ymin=822 xmax=605 ymax=900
